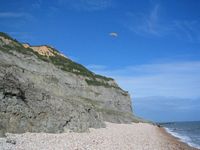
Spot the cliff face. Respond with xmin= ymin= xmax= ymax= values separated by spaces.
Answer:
xmin=0 ymin=32 xmax=136 ymax=135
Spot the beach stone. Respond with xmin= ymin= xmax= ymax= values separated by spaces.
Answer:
xmin=6 ymin=138 xmax=16 ymax=145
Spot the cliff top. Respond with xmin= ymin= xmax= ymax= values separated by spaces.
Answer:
xmin=0 ymin=32 xmax=125 ymax=90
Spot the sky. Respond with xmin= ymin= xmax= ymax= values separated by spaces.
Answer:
xmin=0 ymin=0 xmax=200 ymax=122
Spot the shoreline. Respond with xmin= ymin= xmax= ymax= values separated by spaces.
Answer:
xmin=0 ymin=122 xmax=199 ymax=150
xmin=159 ymin=127 xmax=198 ymax=150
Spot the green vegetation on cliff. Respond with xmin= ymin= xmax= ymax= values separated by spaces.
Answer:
xmin=0 ymin=32 xmax=117 ymax=88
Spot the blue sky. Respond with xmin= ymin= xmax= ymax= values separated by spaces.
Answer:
xmin=1 ymin=0 xmax=200 ymax=122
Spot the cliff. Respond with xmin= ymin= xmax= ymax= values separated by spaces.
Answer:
xmin=0 ymin=32 xmax=138 ymax=136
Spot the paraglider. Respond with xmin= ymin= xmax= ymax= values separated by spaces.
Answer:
xmin=109 ymin=32 xmax=118 ymax=37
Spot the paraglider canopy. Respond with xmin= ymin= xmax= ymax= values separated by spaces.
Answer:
xmin=109 ymin=32 xmax=118 ymax=37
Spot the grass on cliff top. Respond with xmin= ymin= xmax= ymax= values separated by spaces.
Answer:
xmin=48 ymin=53 xmax=114 ymax=82
xmin=0 ymin=32 xmax=12 ymax=40
xmin=0 ymin=32 xmax=116 ymax=88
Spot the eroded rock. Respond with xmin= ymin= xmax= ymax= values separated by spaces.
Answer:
xmin=0 ymin=33 xmax=136 ymax=135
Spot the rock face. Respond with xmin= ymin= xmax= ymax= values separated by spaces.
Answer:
xmin=0 ymin=32 xmax=136 ymax=136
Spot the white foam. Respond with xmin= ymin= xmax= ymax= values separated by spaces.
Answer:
xmin=164 ymin=127 xmax=200 ymax=149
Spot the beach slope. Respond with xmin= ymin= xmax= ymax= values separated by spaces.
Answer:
xmin=0 ymin=122 xmax=197 ymax=150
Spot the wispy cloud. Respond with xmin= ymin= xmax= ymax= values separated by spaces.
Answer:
xmin=146 ymin=4 xmax=160 ymax=34
xmin=134 ymin=96 xmax=200 ymax=122
xmin=89 ymin=61 xmax=200 ymax=121
xmin=173 ymin=20 xmax=200 ymax=43
xmin=58 ymin=0 xmax=113 ymax=11
xmin=88 ymin=61 xmax=200 ymax=98
xmin=127 ymin=4 xmax=167 ymax=36
xmin=0 ymin=12 xmax=36 ymax=29
xmin=31 ymin=0 xmax=42 ymax=9
xmin=134 ymin=96 xmax=200 ymax=111
xmin=0 ymin=12 xmax=33 ymax=20
xmin=126 ymin=4 xmax=200 ymax=42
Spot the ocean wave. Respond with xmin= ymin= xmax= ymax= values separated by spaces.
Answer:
xmin=164 ymin=127 xmax=200 ymax=149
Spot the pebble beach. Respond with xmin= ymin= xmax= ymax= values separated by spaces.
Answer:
xmin=0 ymin=122 xmax=197 ymax=150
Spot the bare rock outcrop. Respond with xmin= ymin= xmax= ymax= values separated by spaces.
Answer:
xmin=0 ymin=32 xmax=137 ymax=136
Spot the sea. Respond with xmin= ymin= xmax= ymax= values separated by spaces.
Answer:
xmin=160 ymin=121 xmax=200 ymax=149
